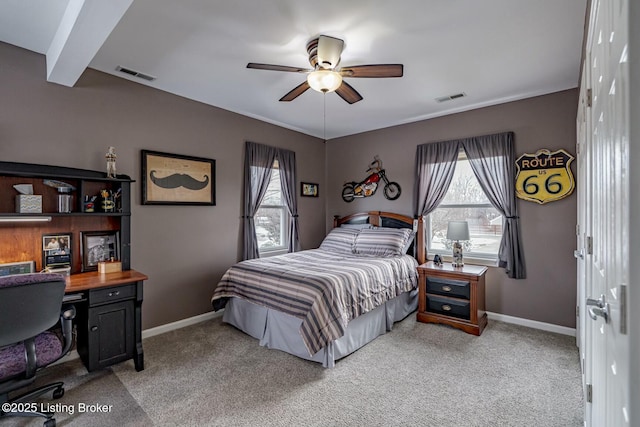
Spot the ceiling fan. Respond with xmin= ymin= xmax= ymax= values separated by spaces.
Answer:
xmin=247 ymin=35 xmax=403 ymax=104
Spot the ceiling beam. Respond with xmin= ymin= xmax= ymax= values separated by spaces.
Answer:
xmin=46 ymin=0 xmax=133 ymax=87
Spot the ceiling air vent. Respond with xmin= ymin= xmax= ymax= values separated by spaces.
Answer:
xmin=435 ymin=92 xmax=466 ymax=103
xmin=115 ymin=66 xmax=156 ymax=82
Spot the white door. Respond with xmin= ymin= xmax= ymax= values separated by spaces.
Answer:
xmin=575 ymin=61 xmax=591 ymax=426
xmin=581 ymin=0 xmax=630 ymax=425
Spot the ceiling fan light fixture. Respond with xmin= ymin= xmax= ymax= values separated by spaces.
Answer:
xmin=307 ymin=69 xmax=342 ymax=93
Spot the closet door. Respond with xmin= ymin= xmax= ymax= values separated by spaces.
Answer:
xmin=581 ymin=0 xmax=630 ymax=425
xmin=575 ymin=59 xmax=591 ymax=426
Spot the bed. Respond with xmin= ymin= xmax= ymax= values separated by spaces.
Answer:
xmin=211 ymin=211 xmax=425 ymax=367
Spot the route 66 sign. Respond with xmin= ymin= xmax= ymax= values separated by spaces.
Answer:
xmin=515 ymin=149 xmax=575 ymax=204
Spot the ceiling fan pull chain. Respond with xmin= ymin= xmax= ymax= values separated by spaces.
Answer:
xmin=323 ymin=93 xmax=326 ymax=141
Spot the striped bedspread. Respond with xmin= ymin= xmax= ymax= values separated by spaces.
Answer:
xmin=211 ymin=249 xmax=418 ymax=355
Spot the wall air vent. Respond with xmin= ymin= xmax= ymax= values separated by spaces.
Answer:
xmin=435 ymin=92 xmax=466 ymax=103
xmin=115 ymin=66 xmax=156 ymax=82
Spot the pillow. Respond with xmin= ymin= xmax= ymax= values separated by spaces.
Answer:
xmin=319 ymin=228 xmax=359 ymax=254
xmin=354 ymin=227 xmax=413 ymax=257
xmin=340 ymin=223 xmax=374 ymax=230
xmin=369 ymin=226 xmax=415 ymax=253
xmin=402 ymin=231 xmax=416 ymax=254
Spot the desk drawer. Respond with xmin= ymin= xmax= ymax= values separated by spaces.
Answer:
xmin=427 ymin=295 xmax=470 ymax=320
xmin=89 ymin=284 xmax=136 ymax=305
xmin=426 ymin=276 xmax=470 ymax=299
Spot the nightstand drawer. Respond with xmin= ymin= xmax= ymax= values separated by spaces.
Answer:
xmin=427 ymin=295 xmax=470 ymax=320
xmin=426 ymin=276 xmax=470 ymax=299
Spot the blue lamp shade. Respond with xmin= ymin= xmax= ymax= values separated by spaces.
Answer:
xmin=446 ymin=221 xmax=470 ymax=241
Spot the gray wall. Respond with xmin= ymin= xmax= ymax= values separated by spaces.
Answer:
xmin=2 ymin=41 xmax=579 ymax=330
xmin=0 ymin=42 xmax=326 ymax=329
xmin=326 ymin=89 xmax=579 ymax=328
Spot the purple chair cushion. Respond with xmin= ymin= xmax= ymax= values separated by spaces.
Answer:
xmin=0 ymin=332 xmax=63 ymax=379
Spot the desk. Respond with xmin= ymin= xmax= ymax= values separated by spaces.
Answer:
xmin=64 ymin=270 xmax=148 ymax=372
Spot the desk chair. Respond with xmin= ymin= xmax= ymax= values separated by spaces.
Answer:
xmin=0 ymin=273 xmax=75 ymax=427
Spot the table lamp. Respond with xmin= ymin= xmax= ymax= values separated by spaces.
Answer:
xmin=447 ymin=221 xmax=470 ymax=267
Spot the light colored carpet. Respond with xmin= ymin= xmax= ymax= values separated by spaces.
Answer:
xmin=3 ymin=315 xmax=583 ymax=427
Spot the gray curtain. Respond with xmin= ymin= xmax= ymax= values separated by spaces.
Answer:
xmin=242 ymin=141 xmax=277 ymax=260
xmin=413 ymin=140 xmax=460 ymax=262
xmin=275 ymin=147 xmax=301 ymax=253
xmin=413 ymin=140 xmax=461 ymax=216
xmin=460 ymin=132 xmax=526 ymax=279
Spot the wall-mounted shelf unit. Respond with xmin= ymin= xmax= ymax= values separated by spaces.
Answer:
xmin=0 ymin=161 xmax=133 ymax=273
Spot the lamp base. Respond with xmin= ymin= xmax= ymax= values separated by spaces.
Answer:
xmin=452 ymin=241 xmax=464 ymax=267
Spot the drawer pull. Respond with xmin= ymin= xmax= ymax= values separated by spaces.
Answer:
xmin=108 ymin=290 xmax=120 ymax=297
xmin=442 ymin=304 xmax=452 ymax=311
xmin=441 ymin=285 xmax=452 ymax=292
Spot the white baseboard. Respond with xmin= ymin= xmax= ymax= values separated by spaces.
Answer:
xmin=141 ymin=310 xmax=222 ymax=339
xmin=487 ymin=311 xmax=576 ymax=336
xmin=134 ymin=310 xmax=578 ymax=339
xmin=56 ymin=310 xmax=224 ymax=366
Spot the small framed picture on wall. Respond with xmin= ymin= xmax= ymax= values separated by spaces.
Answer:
xmin=301 ymin=182 xmax=319 ymax=197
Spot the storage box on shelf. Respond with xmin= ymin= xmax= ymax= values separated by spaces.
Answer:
xmin=15 ymin=194 xmax=42 ymax=213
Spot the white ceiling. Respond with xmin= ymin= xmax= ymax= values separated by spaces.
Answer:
xmin=0 ymin=0 xmax=587 ymax=140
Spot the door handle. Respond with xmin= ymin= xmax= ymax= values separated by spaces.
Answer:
xmin=586 ymin=295 xmax=604 ymax=308
xmin=588 ymin=306 xmax=609 ymax=322
xmin=574 ymin=249 xmax=584 ymax=259
xmin=586 ymin=294 xmax=609 ymax=322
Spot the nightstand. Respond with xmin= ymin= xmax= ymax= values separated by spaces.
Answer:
xmin=417 ymin=261 xmax=488 ymax=336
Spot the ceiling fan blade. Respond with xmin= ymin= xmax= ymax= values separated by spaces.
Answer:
xmin=340 ymin=64 xmax=403 ymax=78
xmin=335 ymin=81 xmax=363 ymax=104
xmin=279 ymin=81 xmax=311 ymax=102
xmin=316 ymin=35 xmax=344 ymax=69
xmin=247 ymin=63 xmax=311 ymax=73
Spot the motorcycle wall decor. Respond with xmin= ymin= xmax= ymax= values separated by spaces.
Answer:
xmin=341 ymin=156 xmax=401 ymax=202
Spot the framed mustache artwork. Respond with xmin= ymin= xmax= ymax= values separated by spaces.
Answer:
xmin=141 ymin=150 xmax=216 ymax=205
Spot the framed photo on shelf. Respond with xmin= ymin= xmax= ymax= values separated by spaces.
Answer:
xmin=42 ymin=233 xmax=72 ymax=270
xmin=80 ymin=230 xmax=120 ymax=272
xmin=300 ymin=182 xmax=319 ymax=197
xmin=141 ymin=149 xmax=215 ymax=206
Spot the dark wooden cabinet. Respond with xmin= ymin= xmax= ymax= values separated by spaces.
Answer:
xmin=417 ymin=261 xmax=488 ymax=336
xmin=74 ymin=278 xmax=144 ymax=372
xmin=67 ymin=270 xmax=147 ymax=372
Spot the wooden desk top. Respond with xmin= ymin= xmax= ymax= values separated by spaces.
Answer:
xmin=65 ymin=269 xmax=149 ymax=293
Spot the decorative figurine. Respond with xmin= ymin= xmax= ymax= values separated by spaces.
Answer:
xmin=106 ymin=146 xmax=117 ymax=178
xmin=433 ymin=254 xmax=443 ymax=266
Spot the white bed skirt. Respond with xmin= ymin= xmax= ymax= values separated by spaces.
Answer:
xmin=222 ymin=288 xmax=418 ymax=368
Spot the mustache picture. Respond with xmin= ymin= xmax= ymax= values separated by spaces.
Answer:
xmin=149 ymin=170 xmax=210 ymax=190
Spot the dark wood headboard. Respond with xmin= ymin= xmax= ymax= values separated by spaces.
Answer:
xmin=333 ymin=211 xmax=425 ymax=264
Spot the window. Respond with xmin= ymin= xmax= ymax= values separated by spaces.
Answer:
xmin=427 ymin=151 xmax=502 ymax=260
xmin=255 ymin=160 xmax=289 ymax=254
